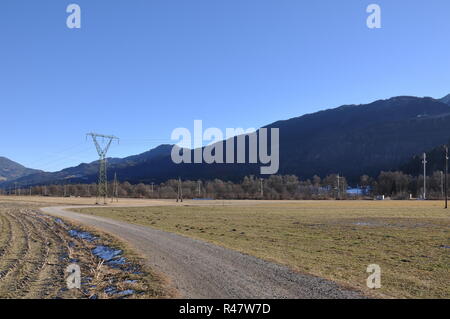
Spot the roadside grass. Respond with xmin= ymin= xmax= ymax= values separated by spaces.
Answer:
xmin=73 ymin=200 xmax=450 ymax=299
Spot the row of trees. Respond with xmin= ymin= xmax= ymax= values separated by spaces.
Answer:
xmin=2 ymin=174 xmax=348 ymax=200
xmin=2 ymin=170 xmax=446 ymax=200
xmin=367 ymin=171 xmax=446 ymax=199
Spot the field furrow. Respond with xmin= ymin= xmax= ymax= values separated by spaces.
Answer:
xmin=0 ymin=211 xmax=29 ymax=284
xmin=0 ymin=214 xmax=13 ymax=259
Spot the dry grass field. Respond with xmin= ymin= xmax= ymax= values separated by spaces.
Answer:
xmin=72 ymin=200 xmax=450 ymax=299
xmin=0 ymin=200 xmax=170 ymax=299
xmin=0 ymin=195 xmax=176 ymax=207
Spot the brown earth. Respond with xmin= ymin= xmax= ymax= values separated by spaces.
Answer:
xmin=0 ymin=201 xmax=170 ymax=299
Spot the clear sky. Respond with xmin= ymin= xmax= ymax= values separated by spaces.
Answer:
xmin=1 ymin=0 xmax=449 ymax=171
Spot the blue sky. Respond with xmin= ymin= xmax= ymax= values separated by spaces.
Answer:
xmin=1 ymin=0 xmax=449 ymax=171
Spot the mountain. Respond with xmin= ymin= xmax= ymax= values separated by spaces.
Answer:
xmin=107 ymin=95 xmax=450 ymax=183
xmin=440 ymin=94 xmax=450 ymax=106
xmin=4 ymin=95 xmax=450 ymax=186
xmin=64 ymin=95 xmax=450 ymax=183
xmin=0 ymin=157 xmax=42 ymax=182
xmin=0 ymin=144 xmax=174 ymax=187
xmin=118 ymin=144 xmax=173 ymax=165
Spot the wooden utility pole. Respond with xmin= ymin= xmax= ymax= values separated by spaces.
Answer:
xmin=337 ymin=174 xmax=341 ymax=199
xmin=422 ymin=153 xmax=427 ymax=200
xmin=260 ymin=178 xmax=264 ymax=199
xmin=445 ymin=146 xmax=448 ymax=209
xmin=111 ymin=172 xmax=118 ymax=203
xmin=177 ymin=177 xmax=183 ymax=202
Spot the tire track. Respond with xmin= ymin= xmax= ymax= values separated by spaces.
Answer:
xmin=0 ymin=210 xmax=41 ymax=297
xmin=0 ymin=214 xmax=13 ymax=259
xmin=11 ymin=212 xmax=54 ymax=298
xmin=24 ymin=214 xmax=67 ymax=299
xmin=0 ymin=211 xmax=29 ymax=284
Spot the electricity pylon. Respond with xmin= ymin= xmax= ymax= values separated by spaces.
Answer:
xmin=87 ymin=133 xmax=119 ymax=204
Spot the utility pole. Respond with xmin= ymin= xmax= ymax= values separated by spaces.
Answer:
xmin=177 ymin=177 xmax=183 ymax=202
xmin=14 ymin=182 xmax=18 ymax=196
xmin=260 ymin=178 xmax=264 ymax=199
xmin=441 ymin=171 xmax=444 ymax=199
xmin=151 ymin=182 xmax=154 ymax=195
xmin=111 ymin=172 xmax=118 ymax=203
xmin=63 ymin=184 xmax=67 ymax=197
xmin=87 ymin=133 xmax=119 ymax=205
xmin=336 ymin=175 xmax=340 ymax=199
xmin=422 ymin=153 xmax=427 ymax=200
xmin=445 ymin=146 xmax=448 ymax=209
xmin=29 ymin=187 xmax=32 ymax=196
xmin=197 ymin=180 xmax=201 ymax=197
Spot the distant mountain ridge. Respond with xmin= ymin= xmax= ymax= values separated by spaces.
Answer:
xmin=0 ymin=144 xmax=173 ymax=187
xmin=3 ymin=94 xmax=450 ymax=187
xmin=440 ymin=94 xmax=450 ymax=106
xmin=0 ymin=157 xmax=42 ymax=182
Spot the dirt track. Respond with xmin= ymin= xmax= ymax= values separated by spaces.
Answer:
xmin=42 ymin=206 xmax=366 ymax=299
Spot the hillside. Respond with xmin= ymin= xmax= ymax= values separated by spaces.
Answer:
xmin=4 ymin=95 xmax=450 ymax=186
xmin=0 ymin=144 xmax=173 ymax=187
xmin=0 ymin=157 xmax=41 ymax=182
xmin=400 ymin=143 xmax=450 ymax=176
xmin=440 ymin=94 xmax=450 ymax=105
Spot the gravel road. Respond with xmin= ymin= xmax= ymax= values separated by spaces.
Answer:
xmin=41 ymin=206 xmax=366 ymax=299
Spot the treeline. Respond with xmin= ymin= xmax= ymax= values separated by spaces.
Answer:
xmin=369 ymin=171 xmax=446 ymax=199
xmin=1 ymin=171 xmax=447 ymax=200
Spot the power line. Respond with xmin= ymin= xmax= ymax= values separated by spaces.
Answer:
xmin=19 ymin=142 xmax=90 ymax=169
